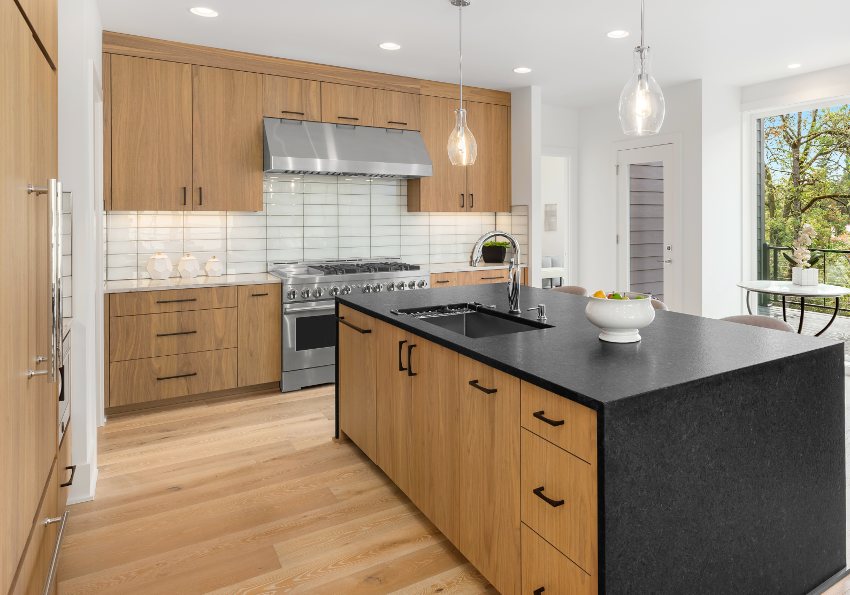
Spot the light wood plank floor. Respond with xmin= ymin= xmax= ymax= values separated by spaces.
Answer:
xmin=57 ymin=386 xmax=496 ymax=594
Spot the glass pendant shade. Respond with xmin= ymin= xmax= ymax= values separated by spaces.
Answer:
xmin=447 ymin=108 xmax=478 ymax=166
xmin=619 ymin=46 xmax=665 ymax=136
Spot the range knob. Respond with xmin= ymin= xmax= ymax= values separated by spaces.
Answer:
xmin=313 ymin=287 xmax=324 ymax=298
xmin=396 ymin=281 xmax=406 ymax=290
xmin=373 ymin=284 xmax=383 ymax=292
xmin=363 ymin=285 xmax=372 ymax=293
xmin=342 ymin=285 xmax=352 ymax=295
xmin=387 ymin=283 xmax=396 ymax=291
xmin=286 ymin=289 xmax=297 ymax=300
xmin=300 ymin=288 xmax=311 ymax=299
xmin=330 ymin=286 xmax=340 ymax=297
xmin=417 ymin=280 xmax=426 ymax=288
xmin=408 ymin=281 xmax=416 ymax=289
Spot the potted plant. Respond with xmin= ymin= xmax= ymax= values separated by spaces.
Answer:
xmin=481 ymin=240 xmax=510 ymax=264
xmin=784 ymin=223 xmax=820 ymax=285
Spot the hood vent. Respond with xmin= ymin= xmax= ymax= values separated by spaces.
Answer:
xmin=263 ymin=118 xmax=433 ymax=179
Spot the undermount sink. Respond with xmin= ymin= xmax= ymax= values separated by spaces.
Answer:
xmin=395 ymin=303 xmax=552 ymax=338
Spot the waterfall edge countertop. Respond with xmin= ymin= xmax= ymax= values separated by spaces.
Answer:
xmin=337 ymin=284 xmax=841 ymax=410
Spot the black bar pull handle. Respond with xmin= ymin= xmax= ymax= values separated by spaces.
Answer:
xmin=533 ymin=588 xmax=545 ymax=595
xmin=338 ymin=115 xmax=359 ymax=121
xmin=407 ymin=343 xmax=417 ymax=376
xmin=435 ymin=280 xmax=451 ymax=284
xmin=337 ymin=316 xmax=372 ymax=334
xmin=469 ymin=379 xmax=497 ymax=394
xmin=470 ymin=193 xmax=474 ymax=208
xmin=156 ymin=297 xmax=197 ymax=304
xmin=157 ymin=372 xmax=197 ymax=381
xmin=533 ymin=486 xmax=565 ymax=508
xmin=533 ymin=410 xmax=565 ymax=427
xmin=281 ymin=110 xmax=305 ymax=116
xmin=60 ymin=465 xmax=76 ymax=488
xmin=156 ymin=330 xmax=197 ymax=337
xmin=387 ymin=120 xmax=408 ymax=126
xmin=198 ymin=186 xmax=204 ymax=206
xmin=251 ymin=292 xmax=269 ymax=297
xmin=182 ymin=186 xmax=187 ymax=206
xmin=398 ymin=340 xmax=408 ymax=371
xmin=460 ymin=193 xmax=465 ymax=208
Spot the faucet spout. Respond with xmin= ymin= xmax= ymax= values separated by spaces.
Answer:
xmin=470 ymin=231 xmax=522 ymax=314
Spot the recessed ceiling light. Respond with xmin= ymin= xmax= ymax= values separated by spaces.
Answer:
xmin=379 ymin=42 xmax=401 ymax=51
xmin=513 ymin=67 xmax=532 ymax=74
xmin=787 ymin=63 xmax=802 ymax=69
xmin=189 ymin=7 xmax=218 ymax=17
xmin=607 ymin=30 xmax=630 ymax=39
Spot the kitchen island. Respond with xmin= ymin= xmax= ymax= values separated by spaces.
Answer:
xmin=335 ymin=285 xmax=845 ymax=594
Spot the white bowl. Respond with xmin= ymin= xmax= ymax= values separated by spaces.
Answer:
xmin=585 ymin=292 xmax=655 ymax=343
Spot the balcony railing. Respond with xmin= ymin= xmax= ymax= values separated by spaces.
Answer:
xmin=762 ymin=243 xmax=850 ymax=314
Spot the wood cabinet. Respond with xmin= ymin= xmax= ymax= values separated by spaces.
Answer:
xmin=374 ymin=90 xmax=420 ymax=130
xmin=337 ymin=305 xmax=377 ymax=460
xmin=109 ymin=55 xmax=193 ymax=211
xmin=263 ymin=75 xmax=321 ymax=121
xmin=193 ymin=66 xmax=263 ymax=211
xmin=458 ymin=269 xmax=511 ymax=285
xmin=521 ymin=381 xmax=597 ymax=465
xmin=522 ymin=525 xmax=596 ymax=595
xmin=11 ymin=460 xmax=59 ymax=595
xmin=320 ymin=83 xmax=375 ymax=127
xmin=16 ymin=0 xmax=57 ymax=66
xmin=237 ymin=284 xmax=281 ymax=387
xmin=109 ymin=285 xmax=236 ymax=316
xmin=430 ymin=272 xmax=459 ymax=287
xmin=408 ymin=95 xmax=511 ymax=212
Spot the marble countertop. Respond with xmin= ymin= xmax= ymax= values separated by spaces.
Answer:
xmin=104 ymin=273 xmax=281 ymax=294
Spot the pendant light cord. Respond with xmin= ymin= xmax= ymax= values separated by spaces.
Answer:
xmin=458 ymin=3 xmax=463 ymax=107
xmin=640 ymin=0 xmax=645 ymax=49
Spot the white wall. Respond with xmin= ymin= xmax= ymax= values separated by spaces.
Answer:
xmin=576 ymin=80 xmax=703 ymax=314
xmin=542 ymin=104 xmax=579 ymax=283
xmin=511 ymin=86 xmax=542 ymax=286
xmin=59 ymin=0 xmax=103 ymax=503
xmin=742 ymin=63 xmax=850 ymax=112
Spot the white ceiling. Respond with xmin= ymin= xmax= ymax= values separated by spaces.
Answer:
xmin=97 ymin=0 xmax=850 ymax=107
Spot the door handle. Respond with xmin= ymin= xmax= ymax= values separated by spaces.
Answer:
xmin=156 ymin=330 xmax=197 ymax=337
xmin=387 ymin=120 xmax=408 ymax=126
xmin=182 ymin=186 xmax=187 ymax=206
xmin=469 ymin=193 xmax=474 ymax=208
xmin=406 ymin=343 xmax=417 ymax=376
xmin=337 ymin=317 xmax=371 ymax=334
xmin=657 ymin=259 xmax=672 ymax=264
xmin=533 ymin=486 xmax=565 ymax=508
xmin=532 ymin=410 xmax=565 ymax=427
xmin=533 ymin=588 xmax=545 ymax=595
xmin=338 ymin=116 xmax=359 ymax=121
xmin=251 ymin=292 xmax=269 ymax=297
xmin=469 ymin=379 xmax=497 ymax=394
xmin=281 ymin=110 xmax=305 ymax=116
xmin=156 ymin=372 xmax=197 ymax=381
xmin=460 ymin=193 xmax=465 ymax=208
xmin=60 ymin=465 xmax=76 ymax=488
xmin=198 ymin=187 xmax=204 ymax=206
xmin=398 ymin=340 xmax=408 ymax=371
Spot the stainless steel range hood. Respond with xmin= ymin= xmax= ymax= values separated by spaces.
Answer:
xmin=263 ymin=117 xmax=432 ymax=178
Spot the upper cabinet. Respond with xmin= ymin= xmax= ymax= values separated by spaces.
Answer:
xmin=263 ymin=75 xmax=321 ymax=121
xmin=320 ymin=83 xmax=375 ymax=127
xmin=110 ymin=55 xmax=193 ymax=211
xmin=408 ymin=96 xmax=511 ymax=213
xmin=374 ymin=90 xmax=420 ymax=130
xmin=192 ymin=66 xmax=263 ymax=211
xmin=16 ymin=0 xmax=57 ymax=66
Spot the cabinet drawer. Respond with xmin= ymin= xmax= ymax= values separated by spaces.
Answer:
xmin=430 ymin=272 xmax=459 ymax=287
xmin=522 ymin=524 xmax=596 ymax=595
xmin=109 ymin=349 xmax=237 ymax=407
xmin=110 ymin=307 xmax=237 ymax=361
xmin=110 ymin=286 xmax=237 ymax=316
xmin=459 ymin=269 xmax=510 ymax=285
xmin=58 ymin=426 xmax=74 ymax=508
xmin=521 ymin=430 xmax=597 ymax=575
xmin=11 ymin=460 xmax=59 ymax=595
xmin=521 ymin=381 xmax=597 ymax=464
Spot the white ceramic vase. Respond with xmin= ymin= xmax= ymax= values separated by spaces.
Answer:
xmin=584 ymin=292 xmax=655 ymax=343
xmin=204 ymin=256 xmax=224 ymax=277
xmin=177 ymin=253 xmax=200 ymax=279
xmin=145 ymin=252 xmax=173 ymax=280
xmin=791 ymin=266 xmax=818 ymax=286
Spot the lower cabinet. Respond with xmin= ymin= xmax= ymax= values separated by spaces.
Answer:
xmin=337 ymin=305 xmax=377 ymax=460
xmin=237 ymin=284 xmax=281 ymax=386
xmin=11 ymin=461 xmax=59 ymax=595
xmin=522 ymin=525 xmax=596 ymax=595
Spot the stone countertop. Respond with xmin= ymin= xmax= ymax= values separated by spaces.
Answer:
xmin=338 ymin=284 xmax=841 ymax=410
xmin=104 ymin=273 xmax=281 ymax=294
xmin=428 ymin=262 xmax=527 ymax=274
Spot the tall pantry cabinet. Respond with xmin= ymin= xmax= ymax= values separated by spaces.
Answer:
xmin=1 ymin=0 xmax=69 ymax=593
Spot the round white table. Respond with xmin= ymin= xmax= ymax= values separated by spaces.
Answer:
xmin=737 ymin=280 xmax=850 ymax=335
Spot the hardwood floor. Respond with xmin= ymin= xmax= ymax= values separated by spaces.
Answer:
xmin=57 ymin=386 xmax=495 ymax=594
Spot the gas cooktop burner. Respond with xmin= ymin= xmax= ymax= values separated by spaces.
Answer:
xmin=310 ymin=261 xmax=421 ymax=275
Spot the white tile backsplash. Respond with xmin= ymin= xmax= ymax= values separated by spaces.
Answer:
xmin=105 ymin=176 xmax=528 ymax=280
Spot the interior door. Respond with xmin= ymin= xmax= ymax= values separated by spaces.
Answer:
xmin=616 ymin=143 xmax=679 ymax=310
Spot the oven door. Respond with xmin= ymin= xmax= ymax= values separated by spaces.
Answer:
xmin=282 ymin=301 xmax=337 ymax=372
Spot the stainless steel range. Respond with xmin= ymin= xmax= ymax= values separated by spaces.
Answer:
xmin=269 ymin=259 xmax=430 ymax=392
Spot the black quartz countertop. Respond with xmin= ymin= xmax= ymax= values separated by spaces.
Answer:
xmin=338 ymin=285 xmax=841 ymax=410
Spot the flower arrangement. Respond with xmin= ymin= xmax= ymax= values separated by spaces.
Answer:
xmin=784 ymin=223 xmax=820 ymax=268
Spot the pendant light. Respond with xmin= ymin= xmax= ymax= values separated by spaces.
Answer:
xmin=618 ymin=0 xmax=665 ymax=136
xmin=447 ymin=0 xmax=477 ymax=166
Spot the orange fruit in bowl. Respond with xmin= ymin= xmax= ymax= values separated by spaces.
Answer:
xmin=592 ymin=290 xmax=607 ymax=299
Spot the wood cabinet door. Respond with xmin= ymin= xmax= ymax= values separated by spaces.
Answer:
xmin=15 ymin=0 xmax=57 ymax=66
xmin=320 ymin=83 xmax=375 ymax=127
xmin=193 ymin=66 xmax=263 ymax=211
xmin=407 ymin=95 xmax=467 ymax=211
xmin=263 ymin=75 xmax=321 ymax=121
xmin=430 ymin=272 xmax=459 ymax=288
xmin=375 ymin=321 xmax=414 ymax=494
xmin=410 ymin=340 xmax=460 ymax=544
xmin=337 ymin=305 xmax=377 ymax=460
xmin=458 ymin=269 xmax=511 ymax=286
xmin=374 ymin=90 xmax=420 ymax=130
xmin=110 ymin=55 xmax=193 ymax=211
xmin=466 ymin=101 xmax=511 ymax=212
xmin=457 ymin=355 xmax=521 ymax=595
xmin=237 ymin=284 xmax=281 ymax=386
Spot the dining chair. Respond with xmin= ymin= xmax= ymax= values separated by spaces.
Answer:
xmin=650 ymin=298 xmax=669 ymax=311
xmin=552 ymin=285 xmax=588 ymax=297
xmin=720 ymin=314 xmax=795 ymax=332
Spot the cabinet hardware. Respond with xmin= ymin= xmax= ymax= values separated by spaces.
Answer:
xmin=435 ymin=280 xmax=450 ymax=284
xmin=27 ymin=184 xmax=48 ymax=195
xmin=407 ymin=343 xmax=417 ymax=376
xmin=35 ymin=355 xmax=48 ymax=363
xmin=281 ymin=110 xmax=305 ymax=115
xmin=26 ymin=369 xmax=49 ymax=379
xmin=460 ymin=193 xmax=465 ymax=208
xmin=42 ymin=510 xmax=69 ymax=595
xmin=338 ymin=116 xmax=359 ymax=121
xmin=182 ymin=186 xmax=187 ymax=206
xmin=532 ymin=410 xmax=565 ymax=427
xmin=156 ymin=298 xmax=197 ymax=304
xmin=533 ymin=588 xmax=545 ymax=595
xmin=470 ymin=193 xmax=474 ymax=208
xmin=387 ymin=120 xmax=408 ymax=126
xmin=251 ymin=292 xmax=269 ymax=297
xmin=58 ymin=367 xmax=64 ymax=402
xmin=398 ymin=340 xmax=408 ymax=371
xmin=469 ymin=379 xmax=497 ymax=394
xmin=480 ymin=276 xmax=504 ymax=280
xmin=337 ymin=316 xmax=372 ymax=334
xmin=60 ymin=464 xmax=76 ymax=488
xmin=156 ymin=372 xmax=197 ymax=381
xmin=533 ymin=486 xmax=565 ymax=508
xmin=156 ymin=330 xmax=197 ymax=337
xmin=198 ymin=186 xmax=204 ymax=206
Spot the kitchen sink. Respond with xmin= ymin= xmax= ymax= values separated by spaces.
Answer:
xmin=394 ymin=303 xmax=551 ymax=338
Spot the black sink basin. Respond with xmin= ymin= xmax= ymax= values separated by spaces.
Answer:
xmin=396 ymin=303 xmax=551 ymax=338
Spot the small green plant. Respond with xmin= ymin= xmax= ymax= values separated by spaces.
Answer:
xmin=483 ymin=240 xmax=511 ymax=248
